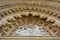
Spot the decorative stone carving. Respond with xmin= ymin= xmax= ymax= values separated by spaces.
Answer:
xmin=0 ymin=0 xmax=60 ymax=40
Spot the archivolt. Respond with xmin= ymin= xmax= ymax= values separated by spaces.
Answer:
xmin=0 ymin=0 xmax=60 ymax=37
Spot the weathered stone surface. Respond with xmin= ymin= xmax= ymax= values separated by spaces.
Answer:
xmin=0 ymin=0 xmax=60 ymax=40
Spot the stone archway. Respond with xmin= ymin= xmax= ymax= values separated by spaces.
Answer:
xmin=0 ymin=0 xmax=60 ymax=40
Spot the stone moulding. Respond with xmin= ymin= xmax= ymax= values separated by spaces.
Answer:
xmin=0 ymin=0 xmax=60 ymax=40
xmin=0 ymin=37 xmax=60 ymax=40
